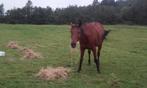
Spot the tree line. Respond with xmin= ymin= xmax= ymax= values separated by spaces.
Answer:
xmin=0 ymin=0 xmax=147 ymax=25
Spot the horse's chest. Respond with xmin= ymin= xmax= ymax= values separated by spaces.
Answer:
xmin=80 ymin=37 xmax=96 ymax=48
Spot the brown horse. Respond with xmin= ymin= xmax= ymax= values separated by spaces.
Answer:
xmin=70 ymin=21 xmax=110 ymax=73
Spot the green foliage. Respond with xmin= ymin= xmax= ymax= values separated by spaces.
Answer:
xmin=0 ymin=4 xmax=4 ymax=16
xmin=101 ymin=0 xmax=116 ymax=6
xmin=123 ymin=0 xmax=147 ymax=24
xmin=0 ymin=0 xmax=147 ymax=25
xmin=0 ymin=4 xmax=4 ymax=23
xmin=92 ymin=0 xmax=99 ymax=6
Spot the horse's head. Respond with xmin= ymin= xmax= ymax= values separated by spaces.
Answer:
xmin=70 ymin=23 xmax=80 ymax=48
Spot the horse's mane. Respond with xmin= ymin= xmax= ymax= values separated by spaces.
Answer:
xmin=77 ymin=20 xmax=85 ymax=36
xmin=78 ymin=20 xmax=82 ymax=27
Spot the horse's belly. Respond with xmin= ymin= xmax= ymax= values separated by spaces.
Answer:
xmin=80 ymin=42 xmax=96 ymax=49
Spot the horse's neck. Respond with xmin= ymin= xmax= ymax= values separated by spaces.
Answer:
xmin=80 ymin=27 xmax=88 ymax=43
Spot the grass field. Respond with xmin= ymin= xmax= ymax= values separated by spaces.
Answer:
xmin=0 ymin=24 xmax=147 ymax=88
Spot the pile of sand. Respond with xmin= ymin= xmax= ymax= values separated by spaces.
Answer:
xmin=7 ymin=41 xmax=42 ymax=59
xmin=36 ymin=67 xmax=70 ymax=80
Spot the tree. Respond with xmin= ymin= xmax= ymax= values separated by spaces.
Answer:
xmin=24 ymin=0 xmax=33 ymax=23
xmin=1 ymin=0 xmax=147 ymax=25
xmin=116 ymin=0 xmax=128 ymax=8
xmin=122 ymin=0 xmax=147 ymax=24
xmin=30 ymin=6 xmax=53 ymax=24
xmin=0 ymin=4 xmax=4 ymax=16
xmin=0 ymin=4 xmax=4 ymax=23
xmin=92 ymin=0 xmax=99 ymax=6
xmin=101 ymin=0 xmax=116 ymax=6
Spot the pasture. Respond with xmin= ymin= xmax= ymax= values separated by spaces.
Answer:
xmin=0 ymin=24 xmax=147 ymax=88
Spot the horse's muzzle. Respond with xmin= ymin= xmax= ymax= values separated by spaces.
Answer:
xmin=71 ymin=43 xmax=76 ymax=48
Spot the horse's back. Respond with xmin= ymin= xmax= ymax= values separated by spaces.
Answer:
xmin=83 ymin=22 xmax=104 ymax=34
xmin=82 ymin=22 xmax=104 ymax=46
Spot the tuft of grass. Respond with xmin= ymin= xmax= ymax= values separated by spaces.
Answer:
xmin=0 ymin=24 xmax=147 ymax=88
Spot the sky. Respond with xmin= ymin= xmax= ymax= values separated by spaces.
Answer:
xmin=0 ymin=0 xmax=102 ymax=11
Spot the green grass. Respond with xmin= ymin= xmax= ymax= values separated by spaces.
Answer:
xmin=0 ymin=24 xmax=147 ymax=88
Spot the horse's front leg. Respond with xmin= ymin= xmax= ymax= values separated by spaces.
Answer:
xmin=92 ymin=47 xmax=100 ymax=73
xmin=77 ymin=47 xmax=85 ymax=72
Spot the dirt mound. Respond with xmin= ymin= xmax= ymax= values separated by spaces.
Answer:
xmin=7 ymin=41 xmax=42 ymax=59
xmin=21 ymin=48 xmax=42 ymax=59
xmin=36 ymin=67 xmax=70 ymax=80
xmin=7 ymin=41 xmax=20 ymax=49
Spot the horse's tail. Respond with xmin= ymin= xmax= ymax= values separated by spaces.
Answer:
xmin=103 ymin=30 xmax=111 ymax=40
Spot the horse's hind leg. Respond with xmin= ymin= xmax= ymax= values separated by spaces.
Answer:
xmin=97 ymin=45 xmax=102 ymax=73
xmin=92 ymin=47 xmax=100 ymax=73
xmin=77 ymin=48 xmax=85 ymax=72
xmin=88 ymin=49 xmax=91 ymax=65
